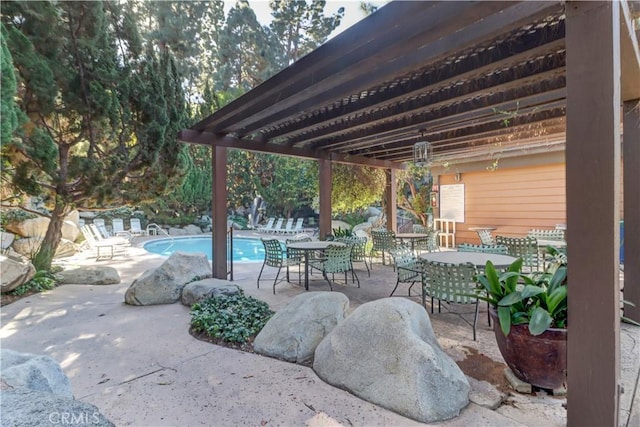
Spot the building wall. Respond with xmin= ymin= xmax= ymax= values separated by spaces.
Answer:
xmin=434 ymin=161 xmax=567 ymax=244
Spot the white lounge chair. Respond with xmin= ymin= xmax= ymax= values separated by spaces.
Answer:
xmin=287 ymin=218 xmax=304 ymax=234
xmin=81 ymin=225 xmax=129 ymax=260
xmin=129 ymin=218 xmax=147 ymax=236
xmin=256 ymin=217 xmax=275 ymax=233
xmin=278 ymin=218 xmax=294 ymax=234
xmin=269 ymin=218 xmax=284 ymax=234
xmin=112 ymin=218 xmax=132 ymax=240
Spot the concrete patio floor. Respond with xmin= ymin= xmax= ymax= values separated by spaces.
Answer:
xmin=1 ymin=231 xmax=638 ymax=426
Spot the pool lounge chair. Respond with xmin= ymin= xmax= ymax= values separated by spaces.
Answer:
xmin=256 ymin=217 xmax=275 ymax=233
xmin=81 ymin=225 xmax=129 ymax=260
xmin=277 ymin=218 xmax=295 ymax=234
xmin=283 ymin=218 xmax=304 ymax=235
xmin=129 ymin=218 xmax=147 ymax=236
xmin=112 ymin=218 xmax=132 ymax=240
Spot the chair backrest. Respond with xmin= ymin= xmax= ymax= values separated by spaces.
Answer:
xmin=89 ymin=224 xmax=110 ymax=239
xmin=271 ymin=218 xmax=284 ymax=232
xmin=528 ymin=228 xmax=564 ymax=241
xmin=292 ymin=218 xmax=304 ymax=231
xmin=285 ymin=236 xmax=311 ymax=261
xmin=283 ymin=218 xmax=294 ymax=232
xmin=390 ymin=246 xmax=422 ymax=282
xmin=80 ymin=225 xmax=98 ymax=248
xmin=335 ymin=236 xmax=368 ymax=262
xmin=458 ymin=243 xmax=508 ymax=254
xmin=371 ymin=229 xmax=396 ymax=251
xmin=112 ymin=218 xmax=126 ymax=233
xmin=322 ymin=244 xmax=353 ymax=274
xmin=261 ymin=217 xmax=275 ymax=229
xmin=94 ymin=218 xmax=106 ymax=228
xmin=425 ymin=261 xmax=477 ymax=304
xmin=261 ymin=238 xmax=285 ymax=267
xmin=130 ymin=218 xmax=143 ymax=232
xmin=495 ymin=235 xmax=538 ymax=269
xmin=477 ymin=229 xmax=495 ymax=245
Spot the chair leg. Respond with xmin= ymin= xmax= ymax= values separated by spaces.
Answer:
xmin=389 ymin=279 xmax=400 ymax=297
xmin=364 ymin=258 xmax=370 ymax=277
xmin=257 ymin=262 xmax=267 ymax=288
xmin=272 ymin=267 xmax=283 ymax=295
xmin=473 ymin=301 xmax=480 ymax=341
xmin=321 ymin=271 xmax=333 ymax=291
xmin=352 ymin=269 xmax=360 ymax=288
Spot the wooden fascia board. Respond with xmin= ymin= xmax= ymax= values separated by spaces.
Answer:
xmin=620 ymin=0 xmax=640 ymax=101
xmin=177 ymin=129 xmax=402 ymax=170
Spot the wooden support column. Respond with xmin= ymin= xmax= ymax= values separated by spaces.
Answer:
xmin=566 ymin=2 xmax=621 ymax=426
xmin=623 ymin=100 xmax=640 ymax=322
xmin=211 ymin=145 xmax=228 ymax=279
xmin=385 ymin=169 xmax=397 ymax=232
xmin=318 ymin=159 xmax=332 ymax=240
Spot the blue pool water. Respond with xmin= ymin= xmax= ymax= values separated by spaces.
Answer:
xmin=143 ymin=237 xmax=265 ymax=262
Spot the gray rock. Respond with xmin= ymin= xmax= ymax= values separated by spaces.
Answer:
xmin=11 ymin=237 xmax=77 ymax=258
xmin=2 ymin=389 xmax=114 ymax=427
xmin=1 ymin=254 xmax=36 ymax=293
xmin=55 ymin=266 xmax=120 ymax=286
xmin=1 ymin=231 xmax=15 ymax=249
xmin=183 ymin=224 xmax=203 ymax=235
xmin=181 ymin=278 xmax=241 ymax=306
xmin=168 ymin=227 xmax=188 ymax=236
xmin=467 ymin=376 xmax=506 ymax=410
xmin=124 ymin=251 xmax=211 ymax=305
xmin=1 ymin=349 xmax=73 ymax=398
xmin=254 ymin=292 xmax=349 ymax=363
xmin=313 ymin=298 xmax=470 ymax=423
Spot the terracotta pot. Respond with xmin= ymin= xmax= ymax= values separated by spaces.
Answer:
xmin=490 ymin=309 xmax=567 ymax=390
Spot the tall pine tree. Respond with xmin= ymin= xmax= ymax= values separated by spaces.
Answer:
xmin=1 ymin=1 xmax=189 ymax=269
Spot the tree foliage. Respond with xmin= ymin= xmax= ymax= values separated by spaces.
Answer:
xmin=331 ymin=164 xmax=385 ymax=214
xmin=1 ymin=1 xmax=188 ymax=268
xmin=396 ymin=164 xmax=433 ymax=226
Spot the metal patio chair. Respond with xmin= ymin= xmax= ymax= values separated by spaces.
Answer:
xmin=495 ymin=235 xmax=539 ymax=272
xmin=309 ymin=243 xmax=358 ymax=290
xmin=389 ymin=246 xmax=427 ymax=307
xmin=369 ymin=228 xmax=397 ymax=267
xmin=257 ymin=238 xmax=302 ymax=294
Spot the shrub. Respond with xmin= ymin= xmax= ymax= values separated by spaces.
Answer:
xmin=8 ymin=270 xmax=57 ymax=296
xmin=190 ymin=290 xmax=274 ymax=344
xmin=1 ymin=209 xmax=38 ymax=230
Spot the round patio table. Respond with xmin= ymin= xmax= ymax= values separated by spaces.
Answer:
xmin=420 ymin=251 xmax=517 ymax=269
xmin=395 ymin=233 xmax=430 ymax=253
xmin=286 ymin=241 xmax=346 ymax=290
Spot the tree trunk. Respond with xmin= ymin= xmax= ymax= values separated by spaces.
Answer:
xmin=32 ymin=200 xmax=68 ymax=271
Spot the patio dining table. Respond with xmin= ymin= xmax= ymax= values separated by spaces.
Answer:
xmin=286 ymin=241 xmax=346 ymax=291
xmin=420 ymin=251 xmax=517 ymax=270
xmin=395 ymin=233 xmax=430 ymax=254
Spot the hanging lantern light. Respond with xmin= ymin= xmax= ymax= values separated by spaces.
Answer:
xmin=413 ymin=130 xmax=433 ymax=167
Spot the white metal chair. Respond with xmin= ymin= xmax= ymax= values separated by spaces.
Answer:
xmin=129 ymin=218 xmax=147 ymax=236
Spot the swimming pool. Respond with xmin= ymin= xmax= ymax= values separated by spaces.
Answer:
xmin=143 ymin=236 xmax=265 ymax=262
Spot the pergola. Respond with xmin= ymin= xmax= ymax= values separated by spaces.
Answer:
xmin=179 ymin=1 xmax=640 ymax=424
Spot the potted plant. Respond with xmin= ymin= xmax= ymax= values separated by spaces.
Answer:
xmin=474 ymin=249 xmax=568 ymax=390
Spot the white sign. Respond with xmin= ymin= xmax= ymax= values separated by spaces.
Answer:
xmin=440 ymin=184 xmax=465 ymax=223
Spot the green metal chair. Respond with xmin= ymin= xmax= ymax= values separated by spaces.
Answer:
xmin=336 ymin=236 xmax=370 ymax=277
xmin=309 ymin=243 xmax=358 ymax=289
xmin=389 ymin=246 xmax=427 ymax=307
xmin=424 ymin=260 xmax=480 ymax=341
xmin=257 ymin=238 xmax=302 ymax=294
xmin=285 ymin=236 xmax=312 ymax=263
xmin=369 ymin=228 xmax=397 ymax=267
xmin=458 ymin=243 xmax=508 ymax=254
xmin=527 ymin=228 xmax=565 ymax=241
xmin=477 ymin=229 xmax=496 ymax=245
xmin=495 ymin=235 xmax=539 ymax=272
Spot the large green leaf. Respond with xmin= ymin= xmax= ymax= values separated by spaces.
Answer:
xmin=521 ymin=285 xmax=545 ymax=299
xmin=498 ymin=305 xmax=512 ymax=336
xmin=529 ymin=306 xmax=553 ymax=335
xmin=547 ymin=286 xmax=568 ymax=314
xmin=499 ymin=291 xmax=524 ymax=306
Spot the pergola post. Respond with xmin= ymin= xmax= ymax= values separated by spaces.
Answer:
xmin=566 ymin=2 xmax=621 ymax=425
xmin=623 ymin=100 xmax=640 ymax=322
xmin=318 ymin=159 xmax=332 ymax=239
xmin=385 ymin=169 xmax=397 ymax=232
xmin=211 ymin=145 xmax=228 ymax=279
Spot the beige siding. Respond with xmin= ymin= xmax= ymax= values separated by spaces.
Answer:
xmin=435 ymin=163 xmax=567 ymax=244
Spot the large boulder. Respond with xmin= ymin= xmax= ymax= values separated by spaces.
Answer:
xmin=124 ymin=251 xmax=211 ymax=305
xmin=1 ymin=349 xmax=114 ymax=427
xmin=65 ymin=210 xmax=80 ymax=227
xmin=1 ymin=254 xmax=36 ymax=293
xmin=254 ymin=292 xmax=349 ymax=363
xmin=5 ymin=216 xmax=79 ymax=242
xmin=55 ymin=266 xmax=120 ymax=286
xmin=330 ymin=220 xmax=351 ymax=232
xmin=1 ymin=349 xmax=73 ymax=398
xmin=313 ymin=298 xmax=470 ymax=423
xmin=12 ymin=237 xmax=77 ymax=258
xmin=183 ymin=224 xmax=203 ymax=235
xmin=181 ymin=278 xmax=240 ymax=306
xmin=168 ymin=227 xmax=188 ymax=236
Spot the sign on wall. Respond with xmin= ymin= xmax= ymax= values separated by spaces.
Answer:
xmin=439 ymin=184 xmax=465 ymax=222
